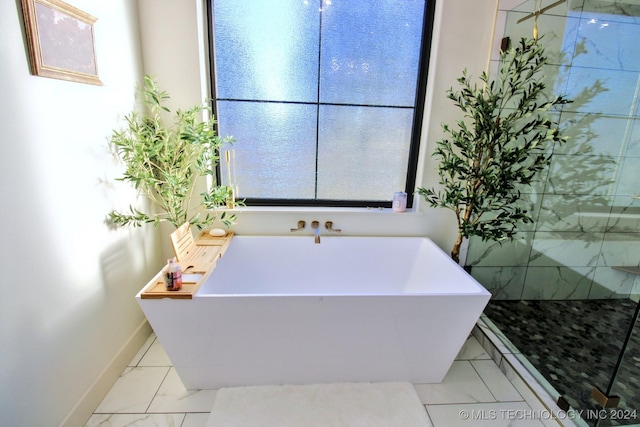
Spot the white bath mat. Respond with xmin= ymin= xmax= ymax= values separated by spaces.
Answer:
xmin=206 ymin=382 xmax=430 ymax=427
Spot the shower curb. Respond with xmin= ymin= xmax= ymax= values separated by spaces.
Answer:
xmin=473 ymin=315 xmax=585 ymax=427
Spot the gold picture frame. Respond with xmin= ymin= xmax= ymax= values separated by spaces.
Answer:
xmin=20 ymin=0 xmax=102 ymax=85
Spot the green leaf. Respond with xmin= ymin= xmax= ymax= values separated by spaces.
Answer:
xmin=416 ymin=37 xmax=571 ymax=259
xmin=107 ymin=75 xmax=238 ymax=230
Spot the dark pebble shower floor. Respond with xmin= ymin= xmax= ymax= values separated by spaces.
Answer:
xmin=483 ymin=299 xmax=640 ymax=426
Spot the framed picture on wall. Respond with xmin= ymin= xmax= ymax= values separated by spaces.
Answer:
xmin=20 ymin=0 xmax=102 ymax=86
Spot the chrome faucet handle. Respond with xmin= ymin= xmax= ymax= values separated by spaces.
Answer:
xmin=290 ymin=220 xmax=306 ymax=232
xmin=324 ymin=221 xmax=341 ymax=232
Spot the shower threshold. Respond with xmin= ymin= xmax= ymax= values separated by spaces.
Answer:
xmin=474 ymin=315 xmax=585 ymax=427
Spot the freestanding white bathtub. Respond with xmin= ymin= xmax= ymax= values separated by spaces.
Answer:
xmin=136 ymin=236 xmax=491 ymax=389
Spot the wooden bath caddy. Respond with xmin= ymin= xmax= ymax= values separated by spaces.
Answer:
xmin=140 ymin=224 xmax=233 ymax=299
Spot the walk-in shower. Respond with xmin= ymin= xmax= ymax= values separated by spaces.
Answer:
xmin=471 ymin=1 xmax=640 ymax=425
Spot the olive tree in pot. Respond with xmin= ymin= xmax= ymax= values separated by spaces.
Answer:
xmin=417 ymin=38 xmax=570 ymax=264
xmin=107 ymin=75 xmax=236 ymax=230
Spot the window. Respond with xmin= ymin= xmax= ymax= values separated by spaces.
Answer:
xmin=208 ymin=0 xmax=435 ymax=207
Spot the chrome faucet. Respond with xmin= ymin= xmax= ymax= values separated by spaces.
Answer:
xmin=311 ymin=220 xmax=321 ymax=244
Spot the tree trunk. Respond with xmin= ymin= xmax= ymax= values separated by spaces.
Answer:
xmin=451 ymin=232 xmax=463 ymax=264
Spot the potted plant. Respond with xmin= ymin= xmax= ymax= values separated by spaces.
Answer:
xmin=107 ymin=75 xmax=236 ymax=230
xmin=417 ymin=38 xmax=570 ymax=263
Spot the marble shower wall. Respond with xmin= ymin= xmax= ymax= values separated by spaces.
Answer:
xmin=467 ymin=0 xmax=640 ymax=300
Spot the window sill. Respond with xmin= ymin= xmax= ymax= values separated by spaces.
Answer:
xmin=219 ymin=205 xmax=420 ymax=216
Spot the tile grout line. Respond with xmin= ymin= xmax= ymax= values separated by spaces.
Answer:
xmin=468 ymin=358 xmax=524 ymax=404
xmin=131 ymin=334 xmax=157 ymax=368
xmin=473 ymin=321 xmax=578 ymax=427
xmin=469 ymin=358 xmax=501 ymax=403
xmin=144 ymin=366 xmax=173 ymax=414
xmin=420 ymin=402 xmax=435 ymax=426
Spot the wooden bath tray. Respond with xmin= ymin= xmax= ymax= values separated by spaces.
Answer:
xmin=140 ymin=226 xmax=233 ymax=299
xmin=140 ymin=275 xmax=206 ymax=299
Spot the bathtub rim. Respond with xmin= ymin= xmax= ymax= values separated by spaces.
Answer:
xmin=190 ymin=235 xmax=491 ymax=298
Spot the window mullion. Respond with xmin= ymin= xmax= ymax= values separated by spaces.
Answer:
xmin=314 ymin=1 xmax=324 ymax=200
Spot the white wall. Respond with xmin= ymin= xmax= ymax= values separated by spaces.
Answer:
xmin=137 ymin=0 xmax=499 ymax=255
xmin=417 ymin=0 xmax=500 ymax=250
xmin=137 ymin=0 xmax=210 ymax=259
xmin=0 ymin=1 xmax=162 ymax=426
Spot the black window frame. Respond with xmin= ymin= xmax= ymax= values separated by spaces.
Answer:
xmin=206 ymin=0 xmax=436 ymax=209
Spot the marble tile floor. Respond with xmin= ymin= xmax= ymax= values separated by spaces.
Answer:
xmin=84 ymin=329 xmax=575 ymax=427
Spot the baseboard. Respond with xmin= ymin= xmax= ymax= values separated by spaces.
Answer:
xmin=58 ymin=319 xmax=153 ymax=427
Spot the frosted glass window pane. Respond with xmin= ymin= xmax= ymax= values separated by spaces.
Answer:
xmin=211 ymin=0 xmax=431 ymax=205
xmin=317 ymin=106 xmax=413 ymax=200
xmin=320 ymin=1 xmax=424 ymax=106
xmin=213 ymin=0 xmax=319 ymax=102
xmin=218 ymin=101 xmax=317 ymax=199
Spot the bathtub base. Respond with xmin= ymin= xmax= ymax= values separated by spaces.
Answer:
xmin=138 ymin=293 xmax=488 ymax=389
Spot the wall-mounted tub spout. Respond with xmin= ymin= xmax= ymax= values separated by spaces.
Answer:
xmin=311 ymin=221 xmax=320 ymax=244
xmin=290 ymin=220 xmax=306 ymax=232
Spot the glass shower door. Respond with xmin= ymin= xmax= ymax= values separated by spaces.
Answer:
xmin=477 ymin=1 xmax=640 ymax=426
